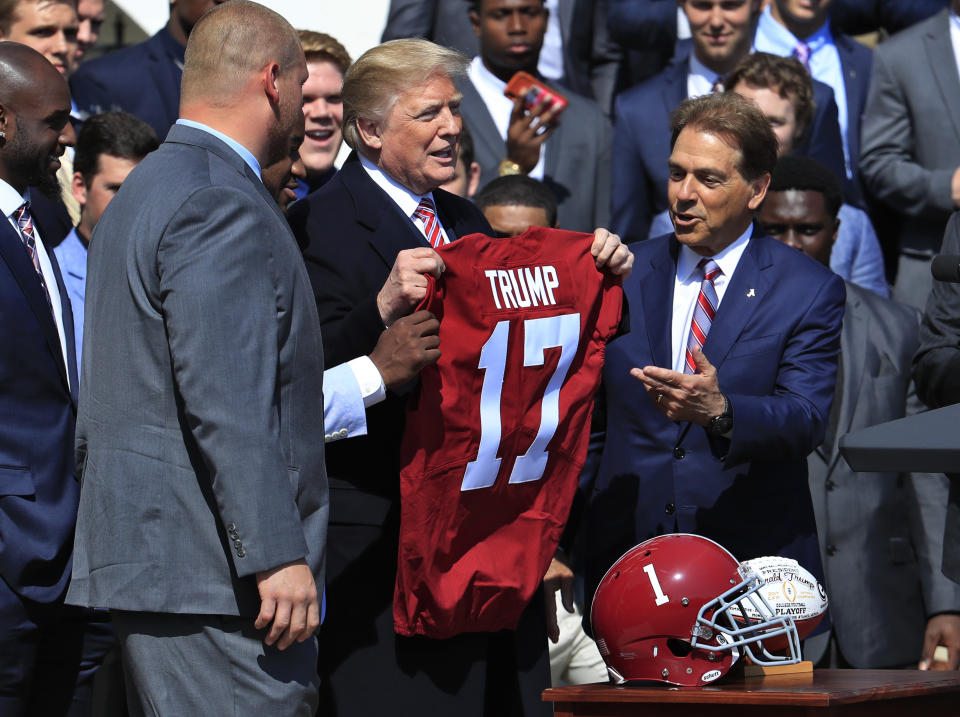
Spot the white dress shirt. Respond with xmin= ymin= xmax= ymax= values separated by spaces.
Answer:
xmin=949 ymin=10 xmax=960 ymax=84
xmin=0 ymin=179 xmax=70 ymax=387
xmin=687 ymin=52 xmax=724 ymax=99
xmin=538 ymin=0 xmax=564 ymax=81
xmin=467 ymin=56 xmax=547 ymax=180
xmin=670 ymin=227 xmax=751 ymax=373
xmin=360 ymin=153 xmax=451 ymax=244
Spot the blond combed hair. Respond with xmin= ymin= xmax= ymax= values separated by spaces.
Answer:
xmin=298 ymin=30 xmax=351 ymax=74
xmin=342 ymin=38 xmax=467 ymax=155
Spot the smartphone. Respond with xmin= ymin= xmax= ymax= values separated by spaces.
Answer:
xmin=503 ymin=71 xmax=568 ymax=117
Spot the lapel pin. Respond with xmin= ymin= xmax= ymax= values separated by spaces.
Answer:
xmin=746 ymin=288 xmax=756 ymax=298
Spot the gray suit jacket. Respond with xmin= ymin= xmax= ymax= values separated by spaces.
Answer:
xmin=860 ymin=8 xmax=960 ymax=257
xmin=807 ymin=282 xmax=960 ymax=667
xmin=67 ymin=124 xmax=329 ymax=616
xmin=458 ymin=76 xmax=611 ymax=233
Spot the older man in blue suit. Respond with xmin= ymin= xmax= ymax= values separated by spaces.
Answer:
xmin=583 ymin=92 xmax=845 ymax=619
xmin=611 ymin=0 xmax=846 ymax=243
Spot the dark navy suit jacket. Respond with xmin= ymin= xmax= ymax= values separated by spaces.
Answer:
xmin=834 ymin=32 xmax=872 ymax=200
xmin=582 ymin=232 xmax=845 ymax=610
xmin=0 ymin=216 xmax=78 ymax=603
xmin=610 ymin=42 xmax=848 ymax=242
xmin=70 ymin=28 xmax=183 ymax=140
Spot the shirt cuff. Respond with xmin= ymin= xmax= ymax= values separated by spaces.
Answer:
xmin=348 ymin=355 xmax=386 ymax=408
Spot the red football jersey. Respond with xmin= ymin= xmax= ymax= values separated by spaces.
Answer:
xmin=394 ymin=227 xmax=623 ymax=638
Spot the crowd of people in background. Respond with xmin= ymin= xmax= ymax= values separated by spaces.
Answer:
xmin=6 ymin=0 xmax=960 ymax=715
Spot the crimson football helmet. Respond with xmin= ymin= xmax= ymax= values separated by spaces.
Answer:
xmin=590 ymin=534 xmax=801 ymax=686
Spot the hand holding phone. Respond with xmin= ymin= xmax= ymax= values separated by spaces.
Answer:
xmin=502 ymin=72 xmax=567 ymax=174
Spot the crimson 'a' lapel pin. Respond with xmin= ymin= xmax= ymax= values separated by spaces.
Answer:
xmin=746 ymin=288 xmax=756 ymax=298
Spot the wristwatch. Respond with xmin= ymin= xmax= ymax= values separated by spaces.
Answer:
xmin=498 ymin=158 xmax=522 ymax=176
xmin=706 ymin=394 xmax=733 ymax=437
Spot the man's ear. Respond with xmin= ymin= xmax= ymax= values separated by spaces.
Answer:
xmin=72 ymin=171 xmax=87 ymax=206
xmin=467 ymin=161 xmax=481 ymax=198
xmin=264 ymin=62 xmax=281 ymax=106
xmin=747 ymin=172 xmax=771 ymax=211
xmin=469 ymin=6 xmax=481 ymax=37
xmin=356 ymin=117 xmax=383 ymax=152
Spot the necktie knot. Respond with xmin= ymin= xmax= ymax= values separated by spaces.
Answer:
xmin=15 ymin=201 xmax=35 ymax=245
xmin=413 ymin=196 xmax=446 ymax=249
xmin=699 ymin=258 xmax=721 ymax=283
xmin=792 ymin=41 xmax=812 ymax=70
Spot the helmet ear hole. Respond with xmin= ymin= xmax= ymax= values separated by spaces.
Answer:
xmin=666 ymin=638 xmax=693 ymax=657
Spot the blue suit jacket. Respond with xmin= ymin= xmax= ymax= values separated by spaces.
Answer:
xmin=611 ymin=42 xmax=848 ymax=242
xmin=0 ymin=218 xmax=78 ymax=603
xmin=70 ymin=28 xmax=182 ymax=140
xmin=582 ymin=232 xmax=845 ymax=608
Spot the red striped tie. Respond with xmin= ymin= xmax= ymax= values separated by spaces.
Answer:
xmin=15 ymin=201 xmax=53 ymax=310
xmin=684 ymin=259 xmax=721 ymax=374
xmin=413 ymin=197 xmax=446 ymax=249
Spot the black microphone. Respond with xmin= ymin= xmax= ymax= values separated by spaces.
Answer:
xmin=931 ymin=255 xmax=960 ymax=282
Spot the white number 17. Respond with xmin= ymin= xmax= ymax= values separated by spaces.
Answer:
xmin=461 ymin=313 xmax=580 ymax=491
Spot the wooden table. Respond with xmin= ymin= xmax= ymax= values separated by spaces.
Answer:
xmin=543 ymin=670 xmax=960 ymax=716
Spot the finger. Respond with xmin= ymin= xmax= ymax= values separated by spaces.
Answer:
xmin=606 ymin=245 xmax=634 ymax=276
xmin=642 ymin=365 xmax=682 ymax=385
xmin=560 ymin=579 xmax=575 ymax=614
xmin=590 ymin=229 xmax=609 ymax=257
xmin=407 ymin=309 xmax=437 ymax=325
xmin=278 ymin=599 xmax=308 ymax=651
xmin=509 ymin=94 xmax=526 ymax=122
xmin=421 ymin=334 xmax=441 ymax=350
xmin=593 ymin=235 xmax=619 ymax=268
xmin=545 ymin=591 xmax=560 ymax=644
xmin=304 ymin=598 xmax=321 ymax=641
xmin=254 ymin=597 xmax=276 ymax=631
xmin=265 ymin=599 xmax=291 ymax=647
xmin=691 ymin=346 xmax=714 ymax=373
xmin=919 ymin=629 xmax=939 ymax=670
xmin=949 ymin=644 xmax=960 ymax=670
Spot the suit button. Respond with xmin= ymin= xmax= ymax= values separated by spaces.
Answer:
xmin=233 ymin=540 xmax=242 ymax=549
xmin=237 ymin=548 xmax=246 ymax=558
xmin=825 ymin=479 xmax=836 ymax=491
xmin=665 ymin=502 xmax=676 ymax=515
xmin=227 ymin=523 xmax=236 ymax=531
xmin=826 ymin=544 xmax=837 ymax=556
xmin=673 ymin=447 xmax=685 ymax=460
xmin=338 ymin=428 xmax=348 ymax=437
xmin=324 ymin=433 xmax=332 ymax=441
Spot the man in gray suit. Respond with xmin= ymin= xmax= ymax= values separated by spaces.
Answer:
xmin=860 ymin=5 xmax=960 ymax=310
xmin=458 ymin=0 xmax=611 ymax=233
xmin=758 ymin=156 xmax=960 ymax=670
xmin=67 ymin=3 xmax=327 ymax=714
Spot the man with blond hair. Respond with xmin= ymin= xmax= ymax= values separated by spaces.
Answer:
xmin=289 ymin=36 xmax=631 ymax=717
xmin=298 ymin=29 xmax=350 ymax=193
xmin=67 ymin=3 xmax=325 ymax=713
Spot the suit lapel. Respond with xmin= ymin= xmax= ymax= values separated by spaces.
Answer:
xmin=339 ymin=158 xmax=429 ymax=271
xmin=639 ymin=238 xmax=678 ymax=370
xmin=48 ymin=247 xmax=78 ymax=404
xmin=0 ymin=221 xmax=71 ymax=394
xmin=925 ymin=13 xmax=960 ymax=146
xmin=702 ymin=235 xmax=772 ymax=369
xmin=827 ymin=289 xmax=864 ymax=471
xmin=457 ymin=79 xmax=506 ymax=174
